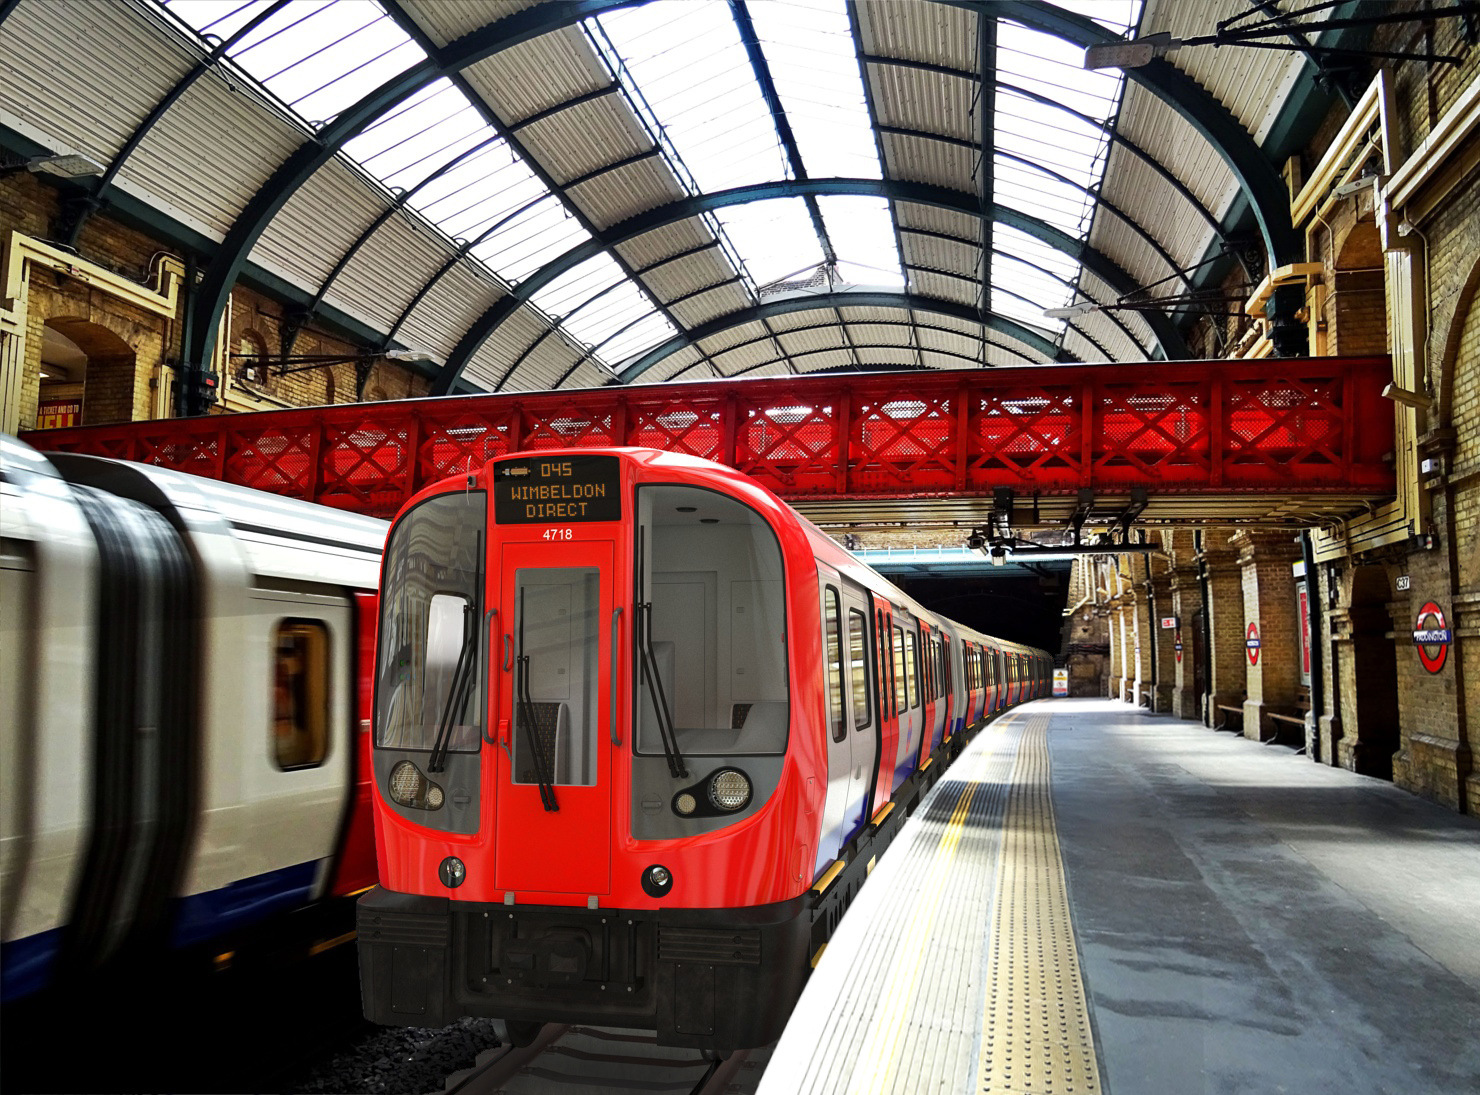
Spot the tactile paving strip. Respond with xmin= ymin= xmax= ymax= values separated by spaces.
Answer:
xmin=977 ymin=715 xmax=1101 ymax=1095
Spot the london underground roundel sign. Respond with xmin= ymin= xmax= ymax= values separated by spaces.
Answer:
xmin=1412 ymin=601 xmax=1452 ymax=674
xmin=1246 ymin=622 xmax=1260 ymax=666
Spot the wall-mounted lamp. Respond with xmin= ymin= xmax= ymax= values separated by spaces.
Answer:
xmin=0 ymin=153 xmax=105 ymax=179
xmin=1381 ymin=382 xmax=1432 ymax=410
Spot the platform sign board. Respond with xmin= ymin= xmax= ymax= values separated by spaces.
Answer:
xmin=1246 ymin=622 xmax=1261 ymax=666
xmin=1052 ymin=669 xmax=1069 ymax=697
xmin=1160 ymin=616 xmax=1177 ymax=629
xmin=1412 ymin=602 xmax=1451 ymax=674
xmin=1296 ymin=580 xmax=1311 ymax=686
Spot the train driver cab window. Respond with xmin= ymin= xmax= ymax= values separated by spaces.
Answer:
xmin=376 ymin=491 xmax=485 ymax=754
xmin=635 ymin=485 xmax=788 ymax=756
xmin=273 ymin=620 xmax=329 ymax=769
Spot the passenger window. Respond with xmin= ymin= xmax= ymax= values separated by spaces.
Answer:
xmin=848 ymin=609 xmax=870 ymax=730
xmin=893 ymin=626 xmax=906 ymax=714
xmin=899 ymin=633 xmax=911 ymax=710
xmin=826 ymin=588 xmax=845 ymax=744
xmin=274 ymin=620 xmax=330 ymax=770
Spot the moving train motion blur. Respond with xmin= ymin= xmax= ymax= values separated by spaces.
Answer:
xmin=0 ymin=435 xmax=385 ymax=1001
xmin=358 ymin=447 xmax=1050 ymax=1050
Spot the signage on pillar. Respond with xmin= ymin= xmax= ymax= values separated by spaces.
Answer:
xmin=1160 ymin=616 xmax=1178 ymax=629
xmin=1246 ymin=622 xmax=1261 ymax=666
xmin=1174 ymin=631 xmax=1183 ymax=663
xmin=1052 ymin=669 xmax=1069 ymax=697
xmin=1297 ymin=581 xmax=1312 ymax=687
xmin=1412 ymin=601 xmax=1452 ymax=674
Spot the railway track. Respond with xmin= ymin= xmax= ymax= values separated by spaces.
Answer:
xmin=444 ymin=1025 xmax=770 ymax=1095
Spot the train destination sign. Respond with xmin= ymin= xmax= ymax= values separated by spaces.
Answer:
xmin=494 ymin=455 xmax=621 ymax=524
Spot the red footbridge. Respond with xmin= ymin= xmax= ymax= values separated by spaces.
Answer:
xmin=24 ymin=357 xmax=1396 ymax=531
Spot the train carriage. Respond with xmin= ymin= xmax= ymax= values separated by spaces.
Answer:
xmin=358 ymin=447 xmax=1048 ymax=1050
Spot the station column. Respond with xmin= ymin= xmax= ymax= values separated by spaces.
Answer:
xmin=1234 ymin=531 xmax=1302 ymax=741
xmin=1164 ymin=531 xmax=1203 ymax=720
xmin=1198 ymin=530 xmax=1245 ymax=728
xmin=1144 ymin=549 xmax=1176 ymax=713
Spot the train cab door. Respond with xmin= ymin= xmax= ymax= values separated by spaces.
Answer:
xmin=840 ymin=585 xmax=873 ymax=843
xmin=493 ymin=539 xmax=614 ymax=897
xmin=871 ymin=597 xmax=898 ymax=812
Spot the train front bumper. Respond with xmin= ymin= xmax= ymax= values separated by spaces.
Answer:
xmin=356 ymin=886 xmax=811 ymax=1050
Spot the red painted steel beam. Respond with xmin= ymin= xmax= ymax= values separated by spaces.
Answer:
xmin=23 ymin=359 xmax=1395 ymax=519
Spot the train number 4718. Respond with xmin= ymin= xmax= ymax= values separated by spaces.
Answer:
xmin=543 ymin=527 xmax=573 ymax=540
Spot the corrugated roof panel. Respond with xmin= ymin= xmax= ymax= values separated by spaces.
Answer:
xmin=733 ymin=360 xmax=792 ymax=379
xmin=1098 ymin=141 xmax=1211 ymax=270
xmin=567 ymin=154 xmax=687 ymax=232
xmin=986 ymin=341 xmax=1037 ymax=366
xmin=848 ymin=321 xmax=913 ymax=346
xmin=909 ymin=270 xmax=977 ymax=307
xmin=902 ymin=232 xmax=979 ymax=279
xmin=641 ymin=248 xmax=739 ymax=304
xmin=870 ymin=64 xmax=975 ymax=143
xmin=666 ymin=281 xmax=751 ymax=329
xmin=926 ymin=311 xmax=983 ymax=337
xmin=394 ymin=0 xmax=544 ymax=49
xmin=779 ymin=326 xmax=848 ymax=356
xmin=854 ymin=345 xmax=917 ymax=367
xmin=459 ymin=25 xmax=611 ymax=124
xmin=881 ymin=131 xmax=975 ymax=192
xmin=793 ymin=348 xmax=856 ymax=373
xmin=1075 ymin=310 xmax=1142 ymax=362
xmin=122 ymin=60 xmax=305 ymax=240
xmin=0 ymin=0 xmax=190 ymax=167
xmin=254 ymin=158 xmax=393 ymax=290
xmin=837 ymin=305 xmax=912 ymax=325
xmin=855 ymin=0 xmax=978 ymax=71
xmin=916 ymin=327 xmax=982 ymax=361
xmin=638 ymin=342 xmax=706 ymax=383
xmin=919 ymin=350 xmax=969 ymax=370
xmin=515 ymin=93 xmax=652 ymax=184
xmin=894 ymin=202 xmax=978 ymax=243
xmin=506 ymin=333 xmax=588 ymax=391
xmin=1090 ymin=214 xmax=1173 ymax=293
xmin=764 ymin=307 xmax=840 ymax=334
xmin=325 ymin=212 xmax=458 ymax=330
xmin=698 ymin=320 xmax=772 ymax=355
xmin=395 ymin=260 xmax=505 ymax=361
xmin=564 ymin=361 xmax=612 ymax=389
xmin=1117 ymin=84 xmax=1241 ymax=221
xmin=614 ymin=219 xmax=717 ymax=272
xmin=1077 ymin=268 xmax=1158 ymax=355
xmin=712 ymin=340 xmax=779 ymax=375
xmin=1063 ymin=326 xmax=1111 ymax=364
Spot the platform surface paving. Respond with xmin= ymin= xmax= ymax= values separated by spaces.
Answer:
xmin=760 ymin=698 xmax=1480 ymax=1095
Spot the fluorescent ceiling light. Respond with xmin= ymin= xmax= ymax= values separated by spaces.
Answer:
xmin=1044 ymin=303 xmax=1096 ymax=318
xmin=30 ymin=154 xmax=104 ymax=178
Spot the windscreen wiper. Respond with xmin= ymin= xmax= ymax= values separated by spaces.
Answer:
xmin=516 ymin=587 xmax=559 ymax=811
xmin=636 ymin=527 xmax=687 ymax=779
xmin=429 ymin=532 xmax=483 ymax=773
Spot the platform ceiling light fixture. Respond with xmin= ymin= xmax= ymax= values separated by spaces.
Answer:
xmin=0 ymin=153 xmax=106 ymax=179
xmin=1084 ymin=5 xmax=1478 ymax=71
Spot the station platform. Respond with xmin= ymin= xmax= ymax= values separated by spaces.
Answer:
xmin=761 ymin=698 xmax=1480 ymax=1095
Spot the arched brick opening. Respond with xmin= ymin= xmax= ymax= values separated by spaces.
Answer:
xmin=1333 ymin=565 xmax=1399 ymax=779
xmin=45 ymin=317 xmax=137 ymax=427
xmin=1330 ymin=221 xmax=1386 ymax=357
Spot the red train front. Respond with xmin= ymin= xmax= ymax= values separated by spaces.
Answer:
xmin=359 ymin=448 xmax=827 ymax=1048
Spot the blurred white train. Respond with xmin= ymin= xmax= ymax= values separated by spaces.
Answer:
xmin=0 ymin=434 xmax=386 ymax=1001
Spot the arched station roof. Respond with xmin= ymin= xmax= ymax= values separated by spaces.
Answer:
xmin=0 ymin=0 xmax=1361 ymax=395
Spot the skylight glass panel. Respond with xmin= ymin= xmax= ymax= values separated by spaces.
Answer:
xmin=530 ymin=254 xmax=626 ymax=321
xmin=992 ymin=224 xmax=1085 ymax=332
xmin=1051 ymin=0 xmax=1143 ymax=35
xmin=595 ymin=1 xmax=787 ymax=192
xmin=472 ymin=198 xmax=593 ymax=286
xmin=745 ymin=0 xmax=882 ymax=180
xmin=715 ymin=199 xmax=825 ymax=291
xmin=817 ymin=197 xmax=902 ymax=287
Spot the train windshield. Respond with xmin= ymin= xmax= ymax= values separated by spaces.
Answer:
xmin=635 ymin=485 xmax=789 ymax=756
xmin=375 ymin=491 xmax=486 ymax=753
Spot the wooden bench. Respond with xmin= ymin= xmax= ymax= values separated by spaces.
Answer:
xmin=1266 ymin=685 xmax=1311 ymax=746
xmin=1213 ymin=695 xmax=1245 ymax=733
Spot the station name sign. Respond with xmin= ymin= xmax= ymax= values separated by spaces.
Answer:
xmin=494 ymin=455 xmax=621 ymax=524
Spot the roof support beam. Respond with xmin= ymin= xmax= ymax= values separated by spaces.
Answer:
xmin=180 ymin=0 xmax=645 ymax=410
xmin=616 ymin=292 xmax=1069 ymax=383
xmin=729 ymin=0 xmax=836 ymax=266
xmin=434 ymin=176 xmax=1183 ymax=392
xmin=976 ymin=13 xmax=996 ymax=326
xmin=956 ymin=1 xmax=1301 ymax=269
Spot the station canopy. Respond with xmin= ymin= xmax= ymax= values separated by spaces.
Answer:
xmin=1 ymin=0 xmax=1351 ymax=393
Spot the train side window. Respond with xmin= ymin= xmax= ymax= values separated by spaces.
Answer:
xmin=274 ymin=619 xmax=330 ymax=770
xmin=892 ymin=626 xmax=906 ymax=714
xmin=905 ymin=630 xmax=919 ymax=709
xmin=848 ymin=609 xmax=870 ymax=730
xmin=825 ymin=587 xmax=845 ymax=744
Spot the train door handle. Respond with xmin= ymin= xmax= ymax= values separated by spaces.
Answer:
xmin=503 ymin=634 xmax=512 ymax=671
xmin=482 ymin=609 xmax=499 ymax=744
xmin=609 ymin=606 xmax=622 ymax=746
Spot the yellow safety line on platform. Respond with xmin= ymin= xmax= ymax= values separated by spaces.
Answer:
xmin=978 ymin=715 xmax=1102 ymax=1094
xmin=845 ymin=751 xmax=987 ymax=1095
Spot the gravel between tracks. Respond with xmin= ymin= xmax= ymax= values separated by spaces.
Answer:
xmin=282 ymin=1016 xmax=504 ymax=1095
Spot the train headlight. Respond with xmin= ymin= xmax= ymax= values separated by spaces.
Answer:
xmin=439 ymin=857 xmax=466 ymax=888
xmin=642 ymin=864 xmax=673 ymax=897
xmin=674 ymin=792 xmax=697 ymax=816
xmin=388 ymin=761 xmax=444 ymax=811
xmin=709 ymin=769 xmax=752 ymax=811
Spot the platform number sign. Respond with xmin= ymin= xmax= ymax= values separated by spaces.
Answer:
xmin=1246 ymin=622 xmax=1261 ymax=666
xmin=1412 ymin=601 xmax=1452 ymax=674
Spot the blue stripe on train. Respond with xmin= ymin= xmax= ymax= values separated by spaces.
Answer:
xmin=1 ymin=927 xmax=62 ymax=1002
xmin=169 ymin=859 xmax=320 ymax=948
